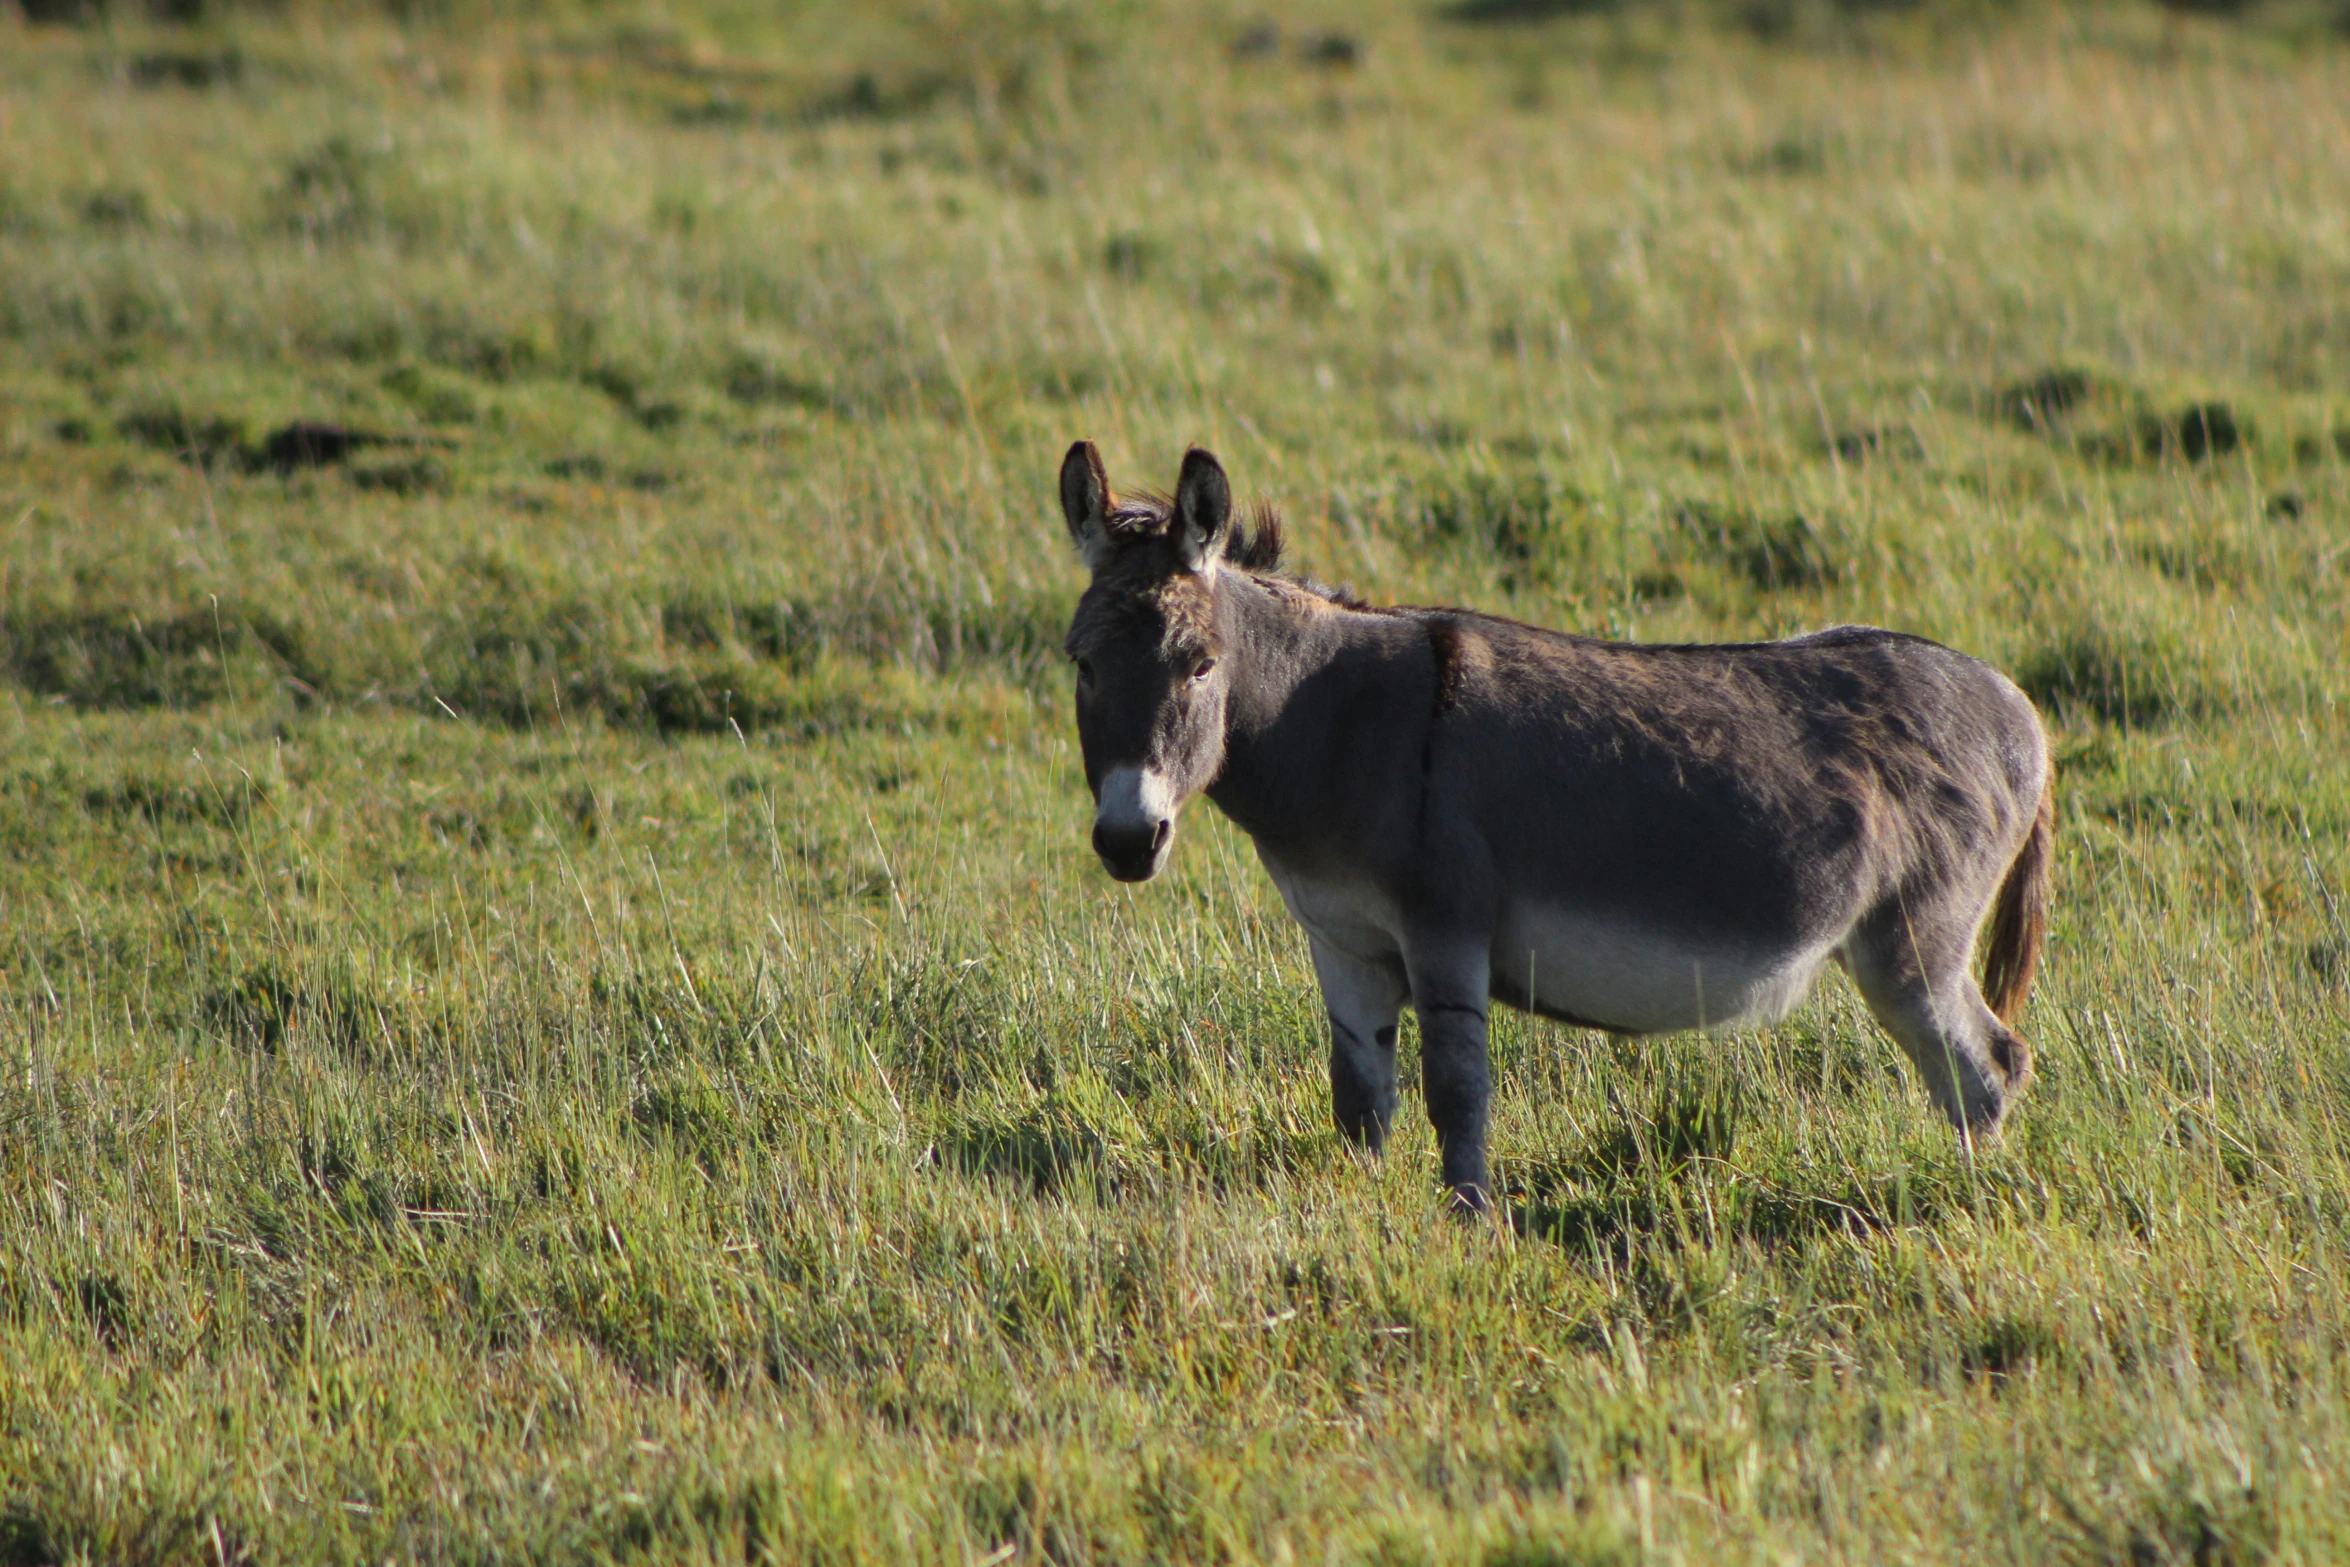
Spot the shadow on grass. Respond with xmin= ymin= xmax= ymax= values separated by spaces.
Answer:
xmin=1501 ymin=1077 xmax=1969 ymax=1260
xmin=944 ymin=1109 xmax=1331 ymax=1200
xmin=1510 ymin=1162 xmax=1954 ymax=1268
xmin=946 ymin=1118 xmax=1107 ymax=1197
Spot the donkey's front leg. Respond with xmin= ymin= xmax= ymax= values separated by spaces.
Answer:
xmin=1406 ymin=944 xmax=1494 ymax=1213
xmin=1309 ymin=937 xmax=1408 ymax=1153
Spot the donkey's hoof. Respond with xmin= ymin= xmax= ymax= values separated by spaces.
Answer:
xmin=1444 ymin=1183 xmax=1492 ymax=1221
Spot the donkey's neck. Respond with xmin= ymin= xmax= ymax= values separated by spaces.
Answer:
xmin=1203 ymin=572 xmax=1417 ymax=854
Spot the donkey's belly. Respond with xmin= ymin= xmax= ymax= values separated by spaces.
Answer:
xmin=1491 ymin=903 xmax=1830 ymax=1035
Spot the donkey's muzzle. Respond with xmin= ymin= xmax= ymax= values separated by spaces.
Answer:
xmin=1093 ymin=817 xmax=1171 ymax=882
xmin=1091 ymin=764 xmax=1176 ymax=881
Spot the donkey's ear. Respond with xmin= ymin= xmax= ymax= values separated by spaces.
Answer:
xmin=1059 ymin=440 xmax=1116 ymax=573
xmin=1173 ymin=446 xmax=1231 ymax=573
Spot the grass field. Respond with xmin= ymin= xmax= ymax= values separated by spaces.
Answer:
xmin=4 ymin=0 xmax=2350 ymax=1560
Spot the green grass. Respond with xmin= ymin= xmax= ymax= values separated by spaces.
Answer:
xmin=5 ymin=0 xmax=2350 ymax=1560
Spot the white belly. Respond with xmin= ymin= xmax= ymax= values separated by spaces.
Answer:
xmin=1493 ymin=902 xmax=1830 ymax=1034
xmin=1261 ymin=843 xmax=1832 ymax=1035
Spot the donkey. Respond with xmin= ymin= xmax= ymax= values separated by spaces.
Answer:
xmin=1059 ymin=442 xmax=2054 ymax=1212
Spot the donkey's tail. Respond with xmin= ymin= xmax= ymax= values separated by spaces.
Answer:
xmin=1981 ymin=771 xmax=2055 ymax=1026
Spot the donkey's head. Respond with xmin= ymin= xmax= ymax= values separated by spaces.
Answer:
xmin=1060 ymin=441 xmax=1266 ymax=882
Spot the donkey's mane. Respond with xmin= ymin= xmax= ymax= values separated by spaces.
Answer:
xmin=1106 ymin=490 xmax=1290 ymax=576
xmin=1101 ymin=490 xmax=1368 ymax=609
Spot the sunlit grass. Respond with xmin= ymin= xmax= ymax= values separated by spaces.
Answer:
xmin=4 ymin=0 xmax=2350 ymax=1561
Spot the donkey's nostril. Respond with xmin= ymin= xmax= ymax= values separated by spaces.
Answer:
xmin=1093 ymin=815 xmax=1171 ymax=880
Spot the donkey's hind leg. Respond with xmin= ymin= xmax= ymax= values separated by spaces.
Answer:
xmin=1309 ymin=936 xmax=1409 ymax=1154
xmin=1844 ymin=904 xmax=2033 ymax=1142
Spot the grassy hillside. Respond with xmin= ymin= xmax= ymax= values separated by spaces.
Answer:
xmin=4 ymin=1 xmax=2350 ymax=1561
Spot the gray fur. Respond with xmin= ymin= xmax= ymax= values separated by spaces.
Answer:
xmin=1060 ymin=442 xmax=2054 ymax=1212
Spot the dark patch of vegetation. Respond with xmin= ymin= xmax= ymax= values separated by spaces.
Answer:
xmin=1580 ymin=1077 xmax=1742 ymax=1182
xmin=271 ymin=134 xmax=391 ymax=240
xmin=200 ymin=967 xmax=301 ymax=1054
xmin=544 ymin=454 xmax=610 ymax=482
xmin=82 ymin=771 xmax=264 ymax=828
xmin=113 ymin=411 xmax=449 ymax=478
xmin=257 ymin=420 xmax=389 ymax=471
xmin=1962 ymin=1314 xmax=2066 ymax=1382
xmin=0 ymin=1506 xmax=60 ymax=1567
xmin=199 ymin=964 xmax=402 ymax=1062
xmin=22 ymin=0 xmax=258 ymax=17
xmin=1993 ymin=372 xmax=2250 ymax=468
xmin=542 ymin=454 xmax=672 ymax=491
xmin=947 ymin=1115 xmax=1107 ymax=1196
xmin=77 ymin=187 xmax=155 ymax=228
xmin=1102 ymin=232 xmax=1163 ymax=280
xmin=1442 ymin=0 xmax=1623 ymax=21
xmin=630 ymin=1078 xmax=737 ymax=1171
xmin=1302 ymin=31 xmax=1364 ymax=65
xmin=1734 ymin=131 xmax=1841 ymax=177
xmin=806 ymin=69 xmax=957 ymax=124
xmin=72 ymin=1274 xmax=130 ymax=1348
xmin=721 ymin=352 xmax=832 ymax=410
xmin=1829 ymin=426 xmax=1924 ymax=462
xmin=1414 ymin=467 xmax=1581 ymax=563
xmin=1231 ymin=21 xmax=1282 ymax=56
xmin=2125 ymin=527 xmax=2250 ymax=592
xmin=433 ymin=649 xmax=799 ymax=734
xmin=117 ymin=405 xmax=249 ymax=464
xmin=2103 ymin=1487 xmax=2270 ymax=1567
xmin=126 ymin=48 xmax=246 ymax=88
xmin=1515 ymin=1159 xmax=1957 ymax=1263
xmin=1995 ymin=367 xmax=2106 ymax=432
xmin=0 ymin=604 xmax=313 ymax=710
xmin=2142 ymin=402 xmax=2246 ymax=463
xmin=2014 ymin=622 xmax=2205 ymax=727
xmin=1672 ymin=502 xmax=1842 ymax=591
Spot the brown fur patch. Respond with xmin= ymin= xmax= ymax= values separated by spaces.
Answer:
xmin=1065 ymin=544 xmax=1220 ymax=661
xmin=1982 ymin=770 xmax=2055 ymax=1026
xmin=1426 ymin=619 xmax=1470 ymax=716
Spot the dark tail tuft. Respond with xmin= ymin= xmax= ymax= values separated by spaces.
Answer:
xmin=1982 ymin=771 xmax=2055 ymax=1026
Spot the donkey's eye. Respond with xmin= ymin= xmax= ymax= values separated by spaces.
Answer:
xmin=1075 ymin=659 xmax=1094 ymax=685
xmin=1190 ymin=658 xmax=1216 ymax=681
